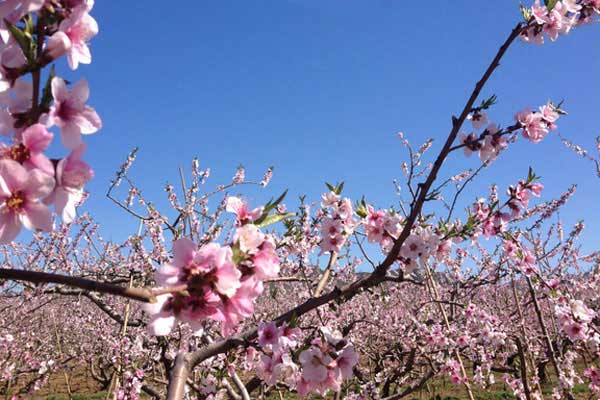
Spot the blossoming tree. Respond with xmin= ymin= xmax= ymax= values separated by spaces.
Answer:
xmin=1 ymin=1 xmax=600 ymax=399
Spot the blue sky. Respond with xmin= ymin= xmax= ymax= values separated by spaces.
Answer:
xmin=55 ymin=1 xmax=600 ymax=253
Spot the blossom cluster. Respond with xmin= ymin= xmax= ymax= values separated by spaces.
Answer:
xmin=255 ymin=321 xmax=302 ymax=388
xmin=460 ymin=101 xmax=560 ymax=165
xmin=318 ymin=191 xmax=358 ymax=254
xmin=143 ymin=196 xmax=280 ymax=336
xmin=0 ymin=1 xmax=100 ymax=243
xmin=460 ymin=118 xmax=508 ymax=163
xmin=115 ymin=370 xmax=144 ymax=400
xmin=469 ymin=178 xmax=543 ymax=240
xmin=515 ymin=102 xmax=560 ymax=143
xmin=555 ymin=298 xmax=598 ymax=342
xmin=363 ymin=204 xmax=402 ymax=250
xmin=256 ymin=323 xmax=359 ymax=397
xmin=363 ymin=202 xmax=452 ymax=273
xmin=584 ymin=366 xmax=600 ymax=395
xmin=521 ymin=0 xmax=600 ymax=44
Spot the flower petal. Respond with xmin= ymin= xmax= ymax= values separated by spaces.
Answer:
xmin=21 ymin=202 xmax=53 ymax=231
xmin=0 ymin=210 xmax=22 ymax=243
xmin=24 ymin=168 xmax=55 ymax=199
xmin=51 ymin=77 xmax=69 ymax=102
xmin=0 ymin=159 xmax=27 ymax=191
xmin=22 ymin=123 xmax=53 ymax=153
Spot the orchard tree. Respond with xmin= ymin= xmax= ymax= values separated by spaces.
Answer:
xmin=1 ymin=1 xmax=600 ymax=400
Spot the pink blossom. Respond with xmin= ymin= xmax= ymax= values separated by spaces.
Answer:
xmin=584 ymin=367 xmax=600 ymax=394
xmin=46 ymin=31 xmax=72 ymax=60
xmin=540 ymin=102 xmax=559 ymax=130
xmin=234 ymin=224 xmax=264 ymax=253
xmin=321 ymin=191 xmax=340 ymax=207
xmin=279 ymin=323 xmax=301 ymax=348
xmin=333 ymin=198 xmax=354 ymax=222
xmin=155 ymin=239 xmax=242 ymax=298
xmin=322 ymin=217 xmax=343 ymax=238
xmin=321 ymin=327 xmax=344 ymax=346
xmin=0 ymin=123 xmax=53 ymax=175
xmin=320 ymin=233 xmax=344 ymax=254
xmin=0 ymin=108 xmax=12 ymax=134
xmin=176 ymin=290 xmax=223 ymax=334
xmin=0 ymin=160 xmax=54 ymax=243
xmin=252 ymin=238 xmax=280 ymax=279
xmin=258 ymin=321 xmax=281 ymax=349
xmin=529 ymin=182 xmax=544 ymax=196
xmin=48 ymin=77 xmax=102 ymax=149
xmin=219 ymin=276 xmax=263 ymax=335
xmin=226 ymin=196 xmax=263 ymax=225
xmin=543 ymin=10 xmax=565 ymax=41
xmin=299 ymin=347 xmax=331 ymax=383
xmin=517 ymin=247 xmax=537 ymax=276
xmin=456 ymin=335 xmax=470 ymax=347
xmin=515 ymin=108 xmax=549 ymax=143
xmin=459 ymin=132 xmax=480 ymax=157
xmin=142 ymin=294 xmax=176 ymax=336
xmin=532 ymin=0 xmax=548 ymax=25
xmin=467 ymin=110 xmax=489 ymax=129
xmin=365 ymin=222 xmax=384 ymax=243
xmin=0 ymin=0 xmax=44 ymax=43
xmin=191 ymin=243 xmax=241 ymax=297
xmin=6 ymin=79 xmax=31 ymax=115
xmin=272 ymin=353 xmax=300 ymax=388
xmin=46 ymin=144 xmax=94 ymax=223
xmin=564 ymin=322 xmax=587 ymax=341
xmin=479 ymin=124 xmax=507 ymax=163
xmin=521 ymin=25 xmax=545 ymax=45
xmin=569 ymin=300 xmax=596 ymax=323
xmin=563 ymin=0 xmax=582 ymax=13
xmin=401 ymin=234 xmax=425 ymax=260
xmin=336 ymin=345 xmax=358 ymax=379
xmin=57 ymin=3 xmax=99 ymax=70
xmin=1 ymin=40 xmax=27 ymax=70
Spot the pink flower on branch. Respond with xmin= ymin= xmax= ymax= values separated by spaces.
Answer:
xmin=0 ymin=159 xmax=54 ymax=243
xmin=226 ymin=196 xmax=263 ymax=226
xmin=45 ymin=144 xmax=94 ymax=223
xmin=57 ymin=2 xmax=99 ymax=70
xmin=0 ymin=123 xmax=53 ymax=175
xmin=47 ymin=77 xmax=102 ymax=149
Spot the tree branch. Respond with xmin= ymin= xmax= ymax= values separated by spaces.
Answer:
xmin=0 ymin=268 xmax=156 ymax=303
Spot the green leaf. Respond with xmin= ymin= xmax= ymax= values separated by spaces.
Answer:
xmin=255 ymin=212 xmax=296 ymax=228
xmin=270 ymin=189 xmax=288 ymax=210
xmin=519 ymin=2 xmax=532 ymax=21
xmin=254 ymin=190 xmax=288 ymax=225
xmin=325 ymin=181 xmax=344 ymax=195
xmin=545 ymin=0 xmax=559 ymax=11
xmin=24 ymin=15 xmax=34 ymax=36
xmin=288 ymin=311 xmax=299 ymax=328
xmin=527 ymin=166 xmax=539 ymax=183
xmin=355 ymin=206 xmax=367 ymax=219
xmin=5 ymin=20 xmax=35 ymax=63
xmin=552 ymin=99 xmax=568 ymax=115
xmin=231 ymin=241 xmax=243 ymax=264
xmin=479 ymin=94 xmax=498 ymax=110
xmin=40 ymin=65 xmax=56 ymax=111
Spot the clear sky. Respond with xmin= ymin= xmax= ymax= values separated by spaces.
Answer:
xmin=59 ymin=1 xmax=600 ymax=252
